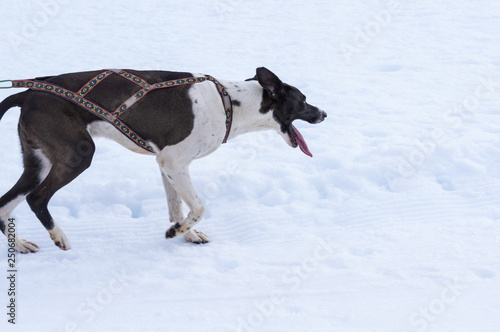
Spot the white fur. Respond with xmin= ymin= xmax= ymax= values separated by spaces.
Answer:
xmin=34 ymin=149 xmax=52 ymax=182
xmin=219 ymin=79 xmax=282 ymax=139
xmin=184 ymin=229 xmax=210 ymax=244
xmin=0 ymin=195 xmax=26 ymax=232
xmin=14 ymin=236 xmax=39 ymax=253
xmin=48 ymin=222 xmax=71 ymax=250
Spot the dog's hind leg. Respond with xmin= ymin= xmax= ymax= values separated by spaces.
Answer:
xmin=160 ymin=171 xmax=210 ymax=244
xmin=25 ymin=139 xmax=95 ymax=251
xmin=0 ymin=148 xmax=50 ymax=253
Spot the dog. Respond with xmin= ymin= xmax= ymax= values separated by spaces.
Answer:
xmin=0 ymin=67 xmax=326 ymax=253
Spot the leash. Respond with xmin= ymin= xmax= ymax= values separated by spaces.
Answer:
xmin=2 ymin=70 xmax=233 ymax=153
xmin=0 ymin=80 xmax=13 ymax=89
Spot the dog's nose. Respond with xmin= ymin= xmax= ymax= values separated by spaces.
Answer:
xmin=319 ymin=111 xmax=327 ymax=121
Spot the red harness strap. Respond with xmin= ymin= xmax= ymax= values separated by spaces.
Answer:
xmin=11 ymin=70 xmax=234 ymax=153
xmin=77 ymin=70 xmax=114 ymax=96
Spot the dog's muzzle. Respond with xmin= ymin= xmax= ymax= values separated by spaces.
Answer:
xmin=308 ymin=109 xmax=327 ymax=124
xmin=316 ymin=110 xmax=327 ymax=123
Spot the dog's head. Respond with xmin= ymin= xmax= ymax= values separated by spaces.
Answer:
xmin=247 ymin=67 xmax=327 ymax=157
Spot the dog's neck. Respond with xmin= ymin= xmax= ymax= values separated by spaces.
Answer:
xmin=219 ymin=80 xmax=278 ymax=140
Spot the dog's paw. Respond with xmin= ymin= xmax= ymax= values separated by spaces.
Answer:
xmin=48 ymin=223 xmax=71 ymax=251
xmin=184 ymin=230 xmax=210 ymax=244
xmin=15 ymin=238 xmax=39 ymax=254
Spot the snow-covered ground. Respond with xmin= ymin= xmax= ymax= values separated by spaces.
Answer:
xmin=1 ymin=1 xmax=499 ymax=331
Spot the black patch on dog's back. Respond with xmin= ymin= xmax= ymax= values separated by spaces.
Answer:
xmin=32 ymin=70 xmax=197 ymax=149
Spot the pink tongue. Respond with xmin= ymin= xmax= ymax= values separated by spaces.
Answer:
xmin=291 ymin=124 xmax=313 ymax=157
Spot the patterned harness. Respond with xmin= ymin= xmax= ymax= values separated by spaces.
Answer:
xmin=6 ymin=70 xmax=233 ymax=153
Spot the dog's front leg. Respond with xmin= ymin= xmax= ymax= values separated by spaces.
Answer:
xmin=161 ymin=172 xmax=184 ymax=223
xmin=158 ymin=160 xmax=209 ymax=243
xmin=160 ymin=171 xmax=210 ymax=244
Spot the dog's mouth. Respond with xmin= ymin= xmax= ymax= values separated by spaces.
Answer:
xmin=281 ymin=123 xmax=313 ymax=157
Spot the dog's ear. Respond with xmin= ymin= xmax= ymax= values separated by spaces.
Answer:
xmin=255 ymin=67 xmax=285 ymax=100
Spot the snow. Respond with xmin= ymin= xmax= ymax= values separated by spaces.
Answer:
xmin=1 ymin=0 xmax=500 ymax=331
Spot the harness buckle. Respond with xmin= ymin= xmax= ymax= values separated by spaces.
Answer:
xmin=0 ymin=80 xmax=13 ymax=89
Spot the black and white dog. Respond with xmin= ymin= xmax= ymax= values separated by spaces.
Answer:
xmin=0 ymin=67 xmax=326 ymax=253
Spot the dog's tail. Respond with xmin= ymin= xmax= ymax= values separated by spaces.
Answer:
xmin=0 ymin=91 xmax=27 ymax=121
